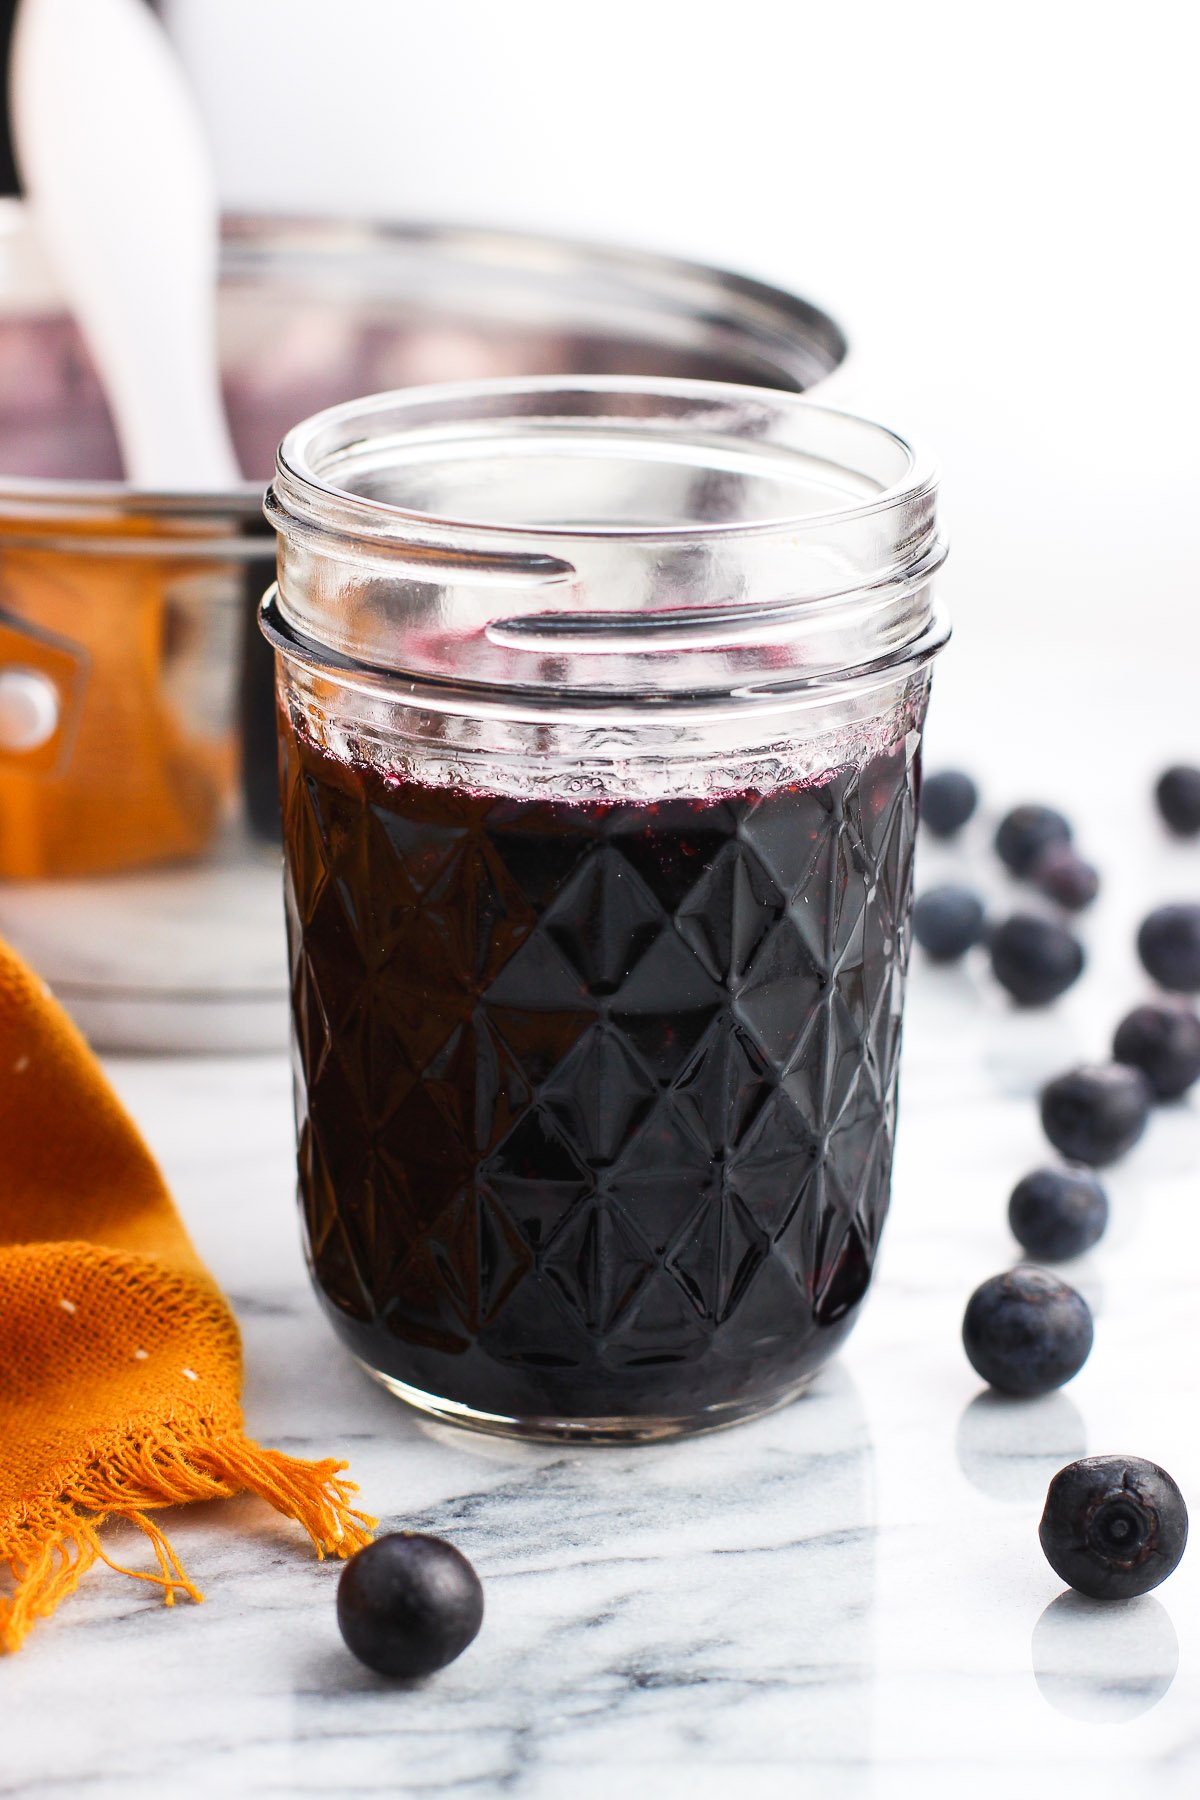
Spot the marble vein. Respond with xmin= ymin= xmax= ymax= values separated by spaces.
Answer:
xmin=3 ymin=765 xmax=1200 ymax=1798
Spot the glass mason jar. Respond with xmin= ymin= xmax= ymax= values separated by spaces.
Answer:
xmin=263 ymin=377 xmax=948 ymax=1442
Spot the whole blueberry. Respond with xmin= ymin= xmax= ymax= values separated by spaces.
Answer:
xmin=922 ymin=769 xmax=978 ymax=838
xmin=1039 ymin=1456 xmax=1188 ymax=1600
xmin=1113 ymin=1000 xmax=1200 ymax=1101
xmin=1137 ymin=904 xmax=1200 ymax=993
xmin=989 ymin=913 xmax=1084 ymax=1006
xmin=913 ymin=885 xmax=987 ymax=962
xmin=1008 ymin=1167 xmax=1109 ymax=1261
xmin=1155 ymin=765 xmax=1200 ymax=837
xmin=994 ymin=804 xmax=1072 ymax=877
xmin=1032 ymin=843 xmax=1100 ymax=912
xmin=337 ymin=1533 xmax=484 ymax=1678
xmin=1040 ymin=1062 xmax=1152 ymax=1167
xmin=962 ymin=1267 xmax=1093 ymax=1397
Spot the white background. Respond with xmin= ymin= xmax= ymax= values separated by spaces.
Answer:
xmin=162 ymin=0 xmax=1200 ymax=790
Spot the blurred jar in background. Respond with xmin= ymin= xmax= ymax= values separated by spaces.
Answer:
xmin=0 ymin=202 xmax=848 ymax=1049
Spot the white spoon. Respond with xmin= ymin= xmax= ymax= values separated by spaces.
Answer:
xmin=10 ymin=0 xmax=240 ymax=490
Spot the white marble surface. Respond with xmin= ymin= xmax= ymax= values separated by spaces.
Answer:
xmin=5 ymin=768 xmax=1200 ymax=1800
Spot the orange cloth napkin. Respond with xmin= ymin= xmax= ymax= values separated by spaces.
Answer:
xmin=0 ymin=936 xmax=373 ymax=1653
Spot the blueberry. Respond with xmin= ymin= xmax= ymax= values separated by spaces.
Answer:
xmin=1031 ymin=843 xmax=1099 ymax=912
xmin=336 ymin=1533 xmax=483 ymax=1678
xmin=994 ymin=804 xmax=1072 ymax=877
xmin=1113 ymin=1000 xmax=1200 ymax=1101
xmin=1155 ymin=765 xmax=1200 ymax=837
xmin=1040 ymin=1062 xmax=1152 ymax=1167
xmin=962 ymin=1266 xmax=1093 ymax=1397
xmin=989 ymin=913 xmax=1084 ymax=1006
xmin=1039 ymin=1456 xmax=1188 ymax=1600
xmin=1137 ymin=904 xmax=1200 ymax=993
xmin=1008 ymin=1167 xmax=1108 ymax=1261
xmin=922 ymin=769 xmax=978 ymax=838
xmin=913 ymin=884 xmax=986 ymax=962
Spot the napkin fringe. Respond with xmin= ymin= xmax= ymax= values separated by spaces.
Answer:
xmin=0 ymin=1421 xmax=376 ymax=1652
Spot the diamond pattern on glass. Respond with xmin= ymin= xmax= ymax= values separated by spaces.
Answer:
xmin=281 ymin=717 xmax=920 ymax=1415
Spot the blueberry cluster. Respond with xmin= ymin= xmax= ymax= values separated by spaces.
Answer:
xmin=918 ymin=764 xmax=1195 ymax=1599
xmin=913 ymin=775 xmax=1098 ymax=1006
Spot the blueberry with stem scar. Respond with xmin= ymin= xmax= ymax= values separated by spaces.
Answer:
xmin=1039 ymin=1456 xmax=1188 ymax=1600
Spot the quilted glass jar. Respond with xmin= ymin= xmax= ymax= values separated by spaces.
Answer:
xmin=263 ymin=377 xmax=949 ymax=1441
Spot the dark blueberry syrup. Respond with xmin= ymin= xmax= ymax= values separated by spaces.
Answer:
xmin=281 ymin=716 xmax=919 ymax=1427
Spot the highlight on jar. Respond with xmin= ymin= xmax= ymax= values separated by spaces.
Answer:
xmin=261 ymin=376 xmax=949 ymax=1443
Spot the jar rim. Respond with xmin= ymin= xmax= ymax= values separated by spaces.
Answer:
xmin=271 ymin=374 xmax=938 ymax=548
xmin=266 ymin=376 xmax=947 ymax=703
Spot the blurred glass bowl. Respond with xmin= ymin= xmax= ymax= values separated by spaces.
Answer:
xmin=0 ymin=203 xmax=849 ymax=1049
